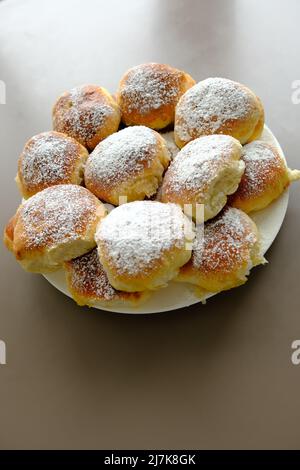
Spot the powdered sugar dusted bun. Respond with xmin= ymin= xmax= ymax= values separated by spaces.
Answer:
xmin=160 ymin=135 xmax=245 ymax=221
xmin=176 ymin=207 xmax=265 ymax=297
xmin=85 ymin=126 xmax=170 ymax=205
xmin=16 ymin=131 xmax=89 ymax=199
xmin=116 ymin=63 xmax=195 ymax=129
xmin=64 ymin=248 xmax=149 ymax=308
xmin=52 ymin=85 xmax=121 ymax=150
xmin=96 ymin=201 xmax=194 ymax=292
xmin=9 ymin=185 xmax=106 ymax=273
xmin=229 ymin=141 xmax=300 ymax=213
xmin=174 ymin=77 xmax=264 ymax=148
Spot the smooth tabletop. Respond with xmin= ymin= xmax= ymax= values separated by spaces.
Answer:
xmin=0 ymin=0 xmax=299 ymax=449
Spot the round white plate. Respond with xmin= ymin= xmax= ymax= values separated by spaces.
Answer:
xmin=43 ymin=126 xmax=289 ymax=314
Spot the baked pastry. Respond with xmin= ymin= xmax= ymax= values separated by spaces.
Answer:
xmin=52 ymin=84 xmax=121 ymax=150
xmin=160 ymin=131 xmax=180 ymax=160
xmin=116 ymin=63 xmax=195 ymax=129
xmin=176 ymin=206 xmax=265 ymax=297
xmin=5 ymin=185 xmax=106 ymax=273
xmin=84 ymin=126 xmax=170 ymax=205
xmin=16 ymin=131 xmax=89 ymax=198
xmin=96 ymin=201 xmax=194 ymax=292
xmin=159 ymin=134 xmax=245 ymax=221
xmin=174 ymin=77 xmax=264 ymax=148
xmin=3 ymin=214 xmax=16 ymax=252
xmin=229 ymin=141 xmax=300 ymax=213
xmin=65 ymin=248 xmax=149 ymax=307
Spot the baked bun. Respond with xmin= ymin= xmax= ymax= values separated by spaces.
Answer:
xmin=52 ymin=85 xmax=121 ymax=150
xmin=65 ymin=248 xmax=149 ymax=308
xmin=229 ymin=141 xmax=300 ymax=213
xmin=174 ymin=77 xmax=264 ymax=148
xmin=96 ymin=201 xmax=194 ymax=292
xmin=3 ymin=214 xmax=17 ymax=253
xmin=160 ymin=131 xmax=180 ymax=160
xmin=159 ymin=134 xmax=245 ymax=221
xmin=16 ymin=131 xmax=89 ymax=198
xmin=116 ymin=63 xmax=195 ymax=129
xmin=176 ymin=206 xmax=265 ymax=297
xmin=6 ymin=185 xmax=106 ymax=273
xmin=85 ymin=126 xmax=170 ymax=205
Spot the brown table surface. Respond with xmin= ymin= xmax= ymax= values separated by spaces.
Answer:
xmin=0 ymin=0 xmax=300 ymax=450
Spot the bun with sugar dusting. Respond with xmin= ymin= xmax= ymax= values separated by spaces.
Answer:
xmin=4 ymin=185 xmax=106 ymax=273
xmin=176 ymin=206 xmax=265 ymax=297
xmin=64 ymin=248 xmax=149 ymax=307
xmin=116 ymin=63 xmax=195 ymax=129
xmin=84 ymin=126 xmax=170 ymax=205
xmin=174 ymin=77 xmax=264 ymax=148
xmin=229 ymin=141 xmax=300 ymax=213
xmin=96 ymin=201 xmax=194 ymax=292
xmin=52 ymin=84 xmax=121 ymax=150
xmin=159 ymin=134 xmax=245 ymax=221
xmin=16 ymin=131 xmax=89 ymax=199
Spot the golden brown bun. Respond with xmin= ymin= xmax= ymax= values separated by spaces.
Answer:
xmin=52 ymin=85 xmax=121 ymax=150
xmin=116 ymin=63 xmax=196 ymax=129
xmin=64 ymin=248 xmax=149 ymax=308
xmin=229 ymin=141 xmax=300 ymax=213
xmin=96 ymin=201 xmax=194 ymax=292
xmin=84 ymin=126 xmax=170 ymax=205
xmin=5 ymin=185 xmax=106 ymax=273
xmin=174 ymin=77 xmax=264 ymax=148
xmin=176 ymin=206 xmax=266 ymax=296
xmin=159 ymin=135 xmax=245 ymax=221
xmin=3 ymin=214 xmax=17 ymax=252
xmin=16 ymin=131 xmax=89 ymax=199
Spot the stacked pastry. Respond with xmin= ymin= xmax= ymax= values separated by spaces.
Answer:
xmin=4 ymin=63 xmax=300 ymax=308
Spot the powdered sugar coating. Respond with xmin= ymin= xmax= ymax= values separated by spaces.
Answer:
xmin=66 ymin=248 xmax=121 ymax=301
xmin=192 ymin=207 xmax=257 ymax=272
xmin=17 ymin=185 xmax=101 ymax=249
xmin=96 ymin=201 xmax=189 ymax=276
xmin=119 ymin=63 xmax=184 ymax=115
xmin=175 ymin=77 xmax=257 ymax=142
xmin=237 ymin=141 xmax=285 ymax=198
xmin=18 ymin=131 xmax=86 ymax=193
xmin=85 ymin=126 xmax=158 ymax=188
xmin=162 ymin=134 xmax=242 ymax=197
xmin=53 ymin=85 xmax=118 ymax=146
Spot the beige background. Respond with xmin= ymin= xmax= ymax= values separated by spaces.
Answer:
xmin=0 ymin=0 xmax=300 ymax=450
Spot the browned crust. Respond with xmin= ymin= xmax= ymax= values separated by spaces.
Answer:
xmin=52 ymin=85 xmax=121 ymax=150
xmin=174 ymin=81 xmax=265 ymax=148
xmin=117 ymin=63 xmax=196 ymax=129
xmin=64 ymin=248 xmax=146 ymax=306
xmin=3 ymin=214 xmax=17 ymax=252
xmin=17 ymin=131 xmax=89 ymax=198
xmin=229 ymin=142 xmax=290 ymax=213
xmin=178 ymin=207 xmax=260 ymax=286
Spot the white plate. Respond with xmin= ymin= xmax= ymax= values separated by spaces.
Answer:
xmin=43 ymin=126 xmax=289 ymax=314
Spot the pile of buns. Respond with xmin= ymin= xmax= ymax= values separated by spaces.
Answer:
xmin=4 ymin=63 xmax=300 ymax=308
